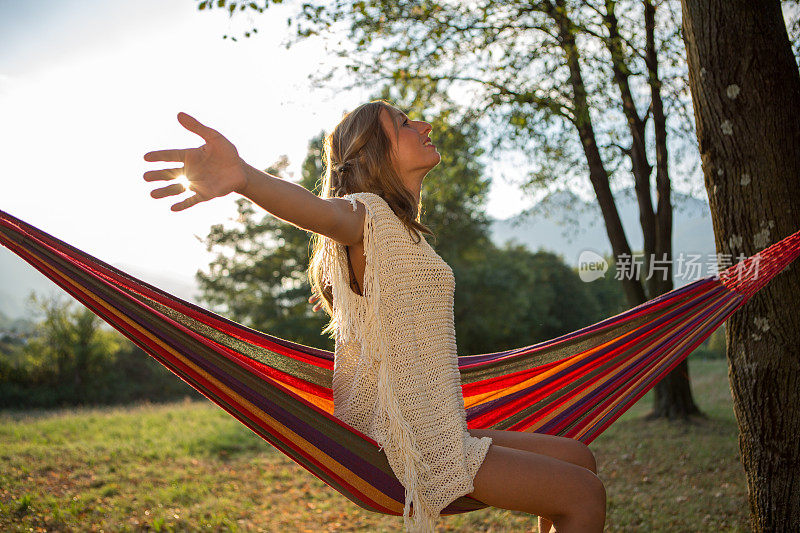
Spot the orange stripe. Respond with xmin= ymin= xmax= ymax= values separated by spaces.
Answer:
xmin=463 ymin=335 xmax=626 ymax=408
xmin=465 ymin=302 xmax=696 ymax=414
xmin=277 ymin=380 xmax=334 ymax=414
xmin=525 ymin=292 xmax=730 ymax=434
xmin=573 ymin=296 xmax=736 ymax=440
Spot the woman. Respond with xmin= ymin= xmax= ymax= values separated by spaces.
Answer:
xmin=143 ymin=101 xmax=606 ymax=533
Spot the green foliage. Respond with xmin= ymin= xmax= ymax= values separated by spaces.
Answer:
xmin=9 ymin=294 xmax=123 ymax=403
xmin=0 ymin=293 xmax=197 ymax=409
xmin=583 ymin=257 xmax=630 ymax=319
xmin=196 ymin=149 xmax=331 ymax=350
xmin=455 ymin=245 xmax=609 ymax=354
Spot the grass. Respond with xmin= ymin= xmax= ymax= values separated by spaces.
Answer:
xmin=0 ymin=358 xmax=748 ymax=532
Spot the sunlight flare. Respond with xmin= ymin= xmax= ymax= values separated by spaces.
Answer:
xmin=176 ymin=174 xmax=191 ymax=192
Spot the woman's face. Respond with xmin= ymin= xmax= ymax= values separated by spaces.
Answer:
xmin=379 ymin=106 xmax=440 ymax=189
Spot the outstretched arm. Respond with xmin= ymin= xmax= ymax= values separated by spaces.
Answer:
xmin=143 ymin=112 xmax=364 ymax=246
xmin=236 ymin=160 xmax=365 ymax=246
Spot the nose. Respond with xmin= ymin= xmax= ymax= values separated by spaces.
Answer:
xmin=416 ymin=121 xmax=432 ymax=135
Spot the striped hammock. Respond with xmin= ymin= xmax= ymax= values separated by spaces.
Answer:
xmin=1 ymin=208 xmax=798 ymax=516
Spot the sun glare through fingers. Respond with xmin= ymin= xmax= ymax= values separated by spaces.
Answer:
xmin=176 ymin=174 xmax=191 ymax=192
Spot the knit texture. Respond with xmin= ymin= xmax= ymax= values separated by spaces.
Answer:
xmin=321 ymin=192 xmax=492 ymax=532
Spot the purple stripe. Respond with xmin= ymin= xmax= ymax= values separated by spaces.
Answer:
xmin=579 ymin=295 xmax=744 ymax=441
xmin=535 ymin=292 xmax=737 ymax=435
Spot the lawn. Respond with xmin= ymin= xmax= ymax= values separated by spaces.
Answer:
xmin=0 ymin=358 xmax=748 ymax=532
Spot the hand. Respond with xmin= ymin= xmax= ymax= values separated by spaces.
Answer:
xmin=308 ymin=293 xmax=323 ymax=313
xmin=143 ymin=112 xmax=248 ymax=211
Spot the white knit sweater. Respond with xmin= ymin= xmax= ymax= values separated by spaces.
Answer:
xmin=321 ymin=192 xmax=492 ymax=532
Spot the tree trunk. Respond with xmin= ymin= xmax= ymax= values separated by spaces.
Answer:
xmin=604 ymin=0 xmax=700 ymax=418
xmin=548 ymin=0 xmax=647 ymax=307
xmin=681 ymin=0 xmax=800 ymax=529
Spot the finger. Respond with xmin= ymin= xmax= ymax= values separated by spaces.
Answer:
xmin=143 ymin=167 xmax=183 ymax=182
xmin=171 ymin=193 xmax=203 ymax=212
xmin=150 ymin=183 xmax=186 ymax=199
xmin=144 ymin=149 xmax=187 ymax=163
xmin=312 ymin=303 xmax=322 ymax=312
xmin=177 ymin=112 xmax=221 ymax=142
xmin=308 ymin=294 xmax=319 ymax=303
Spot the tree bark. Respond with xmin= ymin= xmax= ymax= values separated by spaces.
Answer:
xmin=681 ymin=0 xmax=800 ymax=529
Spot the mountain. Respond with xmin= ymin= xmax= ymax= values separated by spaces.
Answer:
xmin=0 ymin=245 xmax=201 ymax=321
xmin=490 ymin=189 xmax=717 ymax=286
xmin=0 ymin=245 xmax=64 ymax=319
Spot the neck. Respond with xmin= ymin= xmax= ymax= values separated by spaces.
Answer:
xmin=402 ymin=171 xmax=425 ymax=205
xmin=410 ymin=187 xmax=421 ymax=205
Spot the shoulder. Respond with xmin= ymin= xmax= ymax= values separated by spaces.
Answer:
xmin=342 ymin=191 xmax=389 ymax=209
xmin=341 ymin=192 xmax=396 ymax=222
xmin=340 ymin=193 xmax=416 ymax=250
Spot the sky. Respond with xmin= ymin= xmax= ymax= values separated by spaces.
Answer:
xmin=0 ymin=0 xmax=532 ymax=284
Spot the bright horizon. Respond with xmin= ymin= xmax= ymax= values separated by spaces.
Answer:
xmin=0 ymin=0 xmax=538 ymax=287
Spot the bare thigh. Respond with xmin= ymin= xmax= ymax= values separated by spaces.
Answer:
xmin=467 ymin=429 xmax=605 ymax=527
xmin=469 ymin=428 xmax=598 ymax=473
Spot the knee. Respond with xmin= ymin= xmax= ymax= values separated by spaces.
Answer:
xmin=574 ymin=468 xmax=605 ymax=506
xmin=590 ymin=472 xmax=606 ymax=509
xmin=569 ymin=440 xmax=598 ymax=474
xmin=551 ymin=470 xmax=606 ymax=530
xmin=585 ymin=473 xmax=606 ymax=523
xmin=575 ymin=471 xmax=606 ymax=524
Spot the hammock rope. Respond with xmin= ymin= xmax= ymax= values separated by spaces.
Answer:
xmin=1 ymin=208 xmax=798 ymax=515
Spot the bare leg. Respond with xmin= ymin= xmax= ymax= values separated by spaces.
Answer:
xmin=468 ymin=429 xmax=599 ymax=473
xmin=470 ymin=430 xmax=605 ymax=533
xmin=468 ymin=444 xmax=605 ymax=532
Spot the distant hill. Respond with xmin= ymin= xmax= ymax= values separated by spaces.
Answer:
xmin=491 ymin=189 xmax=717 ymax=287
xmin=0 ymin=245 xmax=64 ymax=319
xmin=114 ymin=262 xmax=201 ymax=304
xmin=1 ymin=188 xmax=715 ymax=320
xmin=0 ymin=245 xmax=201 ymax=321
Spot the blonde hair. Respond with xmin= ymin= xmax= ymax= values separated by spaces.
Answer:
xmin=308 ymin=100 xmax=432 ymax=329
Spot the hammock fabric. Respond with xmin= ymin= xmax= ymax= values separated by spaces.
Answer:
xmin=1 ymin=208 xmax=799 ymax=516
